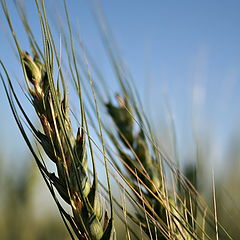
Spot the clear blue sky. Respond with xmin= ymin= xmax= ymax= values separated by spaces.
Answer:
xmin=1 ymin=0 xmax=240 ymax=167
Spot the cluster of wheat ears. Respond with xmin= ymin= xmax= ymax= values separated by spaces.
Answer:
xmin=0 ymin=1 xmax=234 ymax=240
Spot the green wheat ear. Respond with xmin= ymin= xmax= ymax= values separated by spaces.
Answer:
xmin=106 ymin=97 xmax=161 ymax=192
xmin=21 ymin=50 xmax=111 ymax=239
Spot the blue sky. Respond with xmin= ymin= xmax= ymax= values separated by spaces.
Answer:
xmin=1 ymin=0 xmax=240 ymax=167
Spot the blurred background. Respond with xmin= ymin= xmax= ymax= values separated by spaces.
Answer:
xmin=1 ymin=0 xmax=240 ymax=239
